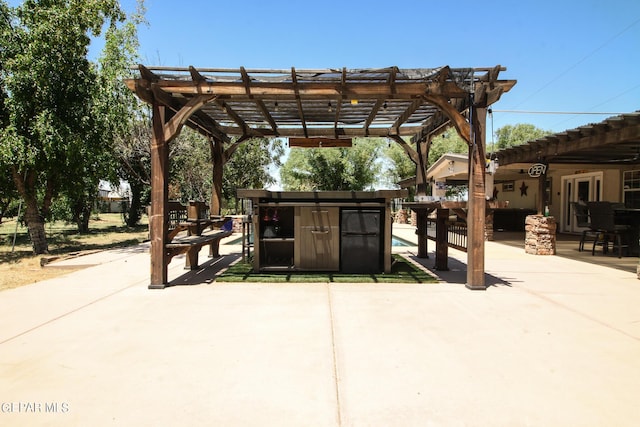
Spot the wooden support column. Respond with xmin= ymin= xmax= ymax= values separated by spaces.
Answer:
xmin=435 ymin=208 xmax=449 ymax=270
xmin=427 ymin=93 xmax=488 ymax=289
xmin=466 ymin=105 xmax=487 ymax=290
xmin=384 ymin=199 xmax=393 ymax=273
xmin=210 ymin=137 xmax=224 ymax=216
xmin=148 ymin=94 xmax=216 ymax=289
xmin=149 ymin=103 xmax=170 ymax=289
xmin=416 ymin=137 xmax=429 ymax=196
xmin=416 ymin=209 xmax=428 ymax=258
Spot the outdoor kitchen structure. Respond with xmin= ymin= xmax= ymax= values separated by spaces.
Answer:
xmin=126 ymin=65 xmax=516 ymax=289
xmin=237 ymin=190 xmax=406 ymax=274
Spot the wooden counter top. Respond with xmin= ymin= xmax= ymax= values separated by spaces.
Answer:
xmin=237 ymin=189 xmax=408 ymax=201
xmin=403 ymin=200 xmax=509 ymax=210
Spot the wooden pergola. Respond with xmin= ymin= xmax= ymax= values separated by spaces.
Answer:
xmin=125 ymin=65 xmax=516 ymax=289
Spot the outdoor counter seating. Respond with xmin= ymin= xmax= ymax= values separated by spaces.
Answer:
xmin=166 ymin=201 xmax=232 ymax=269
xmin=404 ymin=200 xmax=509 ymax=272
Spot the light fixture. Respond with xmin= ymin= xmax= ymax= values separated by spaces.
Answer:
xmin=383 ymin=101 xmax=388 ymax=111
xmin=222 ymin=102 xmax=228 ymax=113
xmin=274 ymin=101 xmax=279 ymax=112
xmin=328 ymin=102 xmax=332 ymax=112
xmin=350 ymin=99 xmax=358 ymax=105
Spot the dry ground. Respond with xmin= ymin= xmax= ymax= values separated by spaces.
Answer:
xmin=0 ymin=214 xmax=148 ymax=291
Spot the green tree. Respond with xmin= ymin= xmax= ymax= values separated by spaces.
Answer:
xmin=0 ymin=3 xmax=14 ymax=223
xmin=428 ymin=131 xmax=469 ymax=165
xmin=223 ymin=138 xmax=285 ymax=212
xmin=0 ymin=0 xmax=127 ymax=252
xmin=494 ymin=123 xmax=551 ymax=150
xmin=424 ymin=123 xmax=550 ymax=165
xmin=382 ymin=139 xmax=417 ymax=198
xmin=97 ymin=0 xmax=146 ymax=227
xmin=169 ymin=129 xmax=213 ymax=202
xmin=0 ymin=167 xmax=19 ymax=223
xmin=167 ymin=133 xmax=284 ymax=214
xmin=115 ymin=116 xmax=152 ymax=226
xmin=280 ymin=138 xmax=384 ymax=191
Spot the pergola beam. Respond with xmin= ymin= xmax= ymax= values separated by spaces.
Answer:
xmin=161 ymin=94 xmax=217 ymax=142
xmin=332 ymin=68 xmax=347 ymax=139
xmin=128 ymin=77 xmax=230 ymax=142
xmin=150 ymin=81 xmax=483 ymax=98
xmin=392 ymin=99 xmax=424 ymax=135
xmin=291 ymin=67 xmax=309 ymax=138
xmin=241 ymin=66 xmax=279 ymax=135
xmin=213 ymin=99 xmax=255 ymax=137
xmin=424 ymin=94 xmax=472 ymax=144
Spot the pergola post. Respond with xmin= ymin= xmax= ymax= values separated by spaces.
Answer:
xmin=414 ymin=136 xmax=431 ymax=258
xmin=148 ymin=94 xmax=216 ymax=288
xmin=416 ymin=137 xmax=429 ymax=196
xmin=210 ymin=137 xmax=224 ymax=216
xmin=424 ymin=94 xmax=487 ymax=289
xmin=149 ymin=102 xmax=170 ymax=289
xmin=466 ymin=105 xmax=488 ymax=290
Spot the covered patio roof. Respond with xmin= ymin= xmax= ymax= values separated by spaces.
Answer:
xmin=125 ymin=65 xmax=515 ymax=145
xmin=496 ymin=111 xmax=640 ymax=165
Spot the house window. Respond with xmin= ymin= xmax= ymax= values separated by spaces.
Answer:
xmin=623 ymin=170 xmax=640 ymax=208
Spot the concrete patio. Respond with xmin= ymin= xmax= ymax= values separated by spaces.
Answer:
xmin=1 ymin=225 xmax=639 ymax=426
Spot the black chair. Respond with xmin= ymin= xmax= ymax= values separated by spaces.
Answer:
xmin=586 ymin=201 xmax=631 ymax=258
xmin=570 ymin=202 xmax=599 ymax=252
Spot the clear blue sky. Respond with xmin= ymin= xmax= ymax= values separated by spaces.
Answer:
xmin=121 ymin=0 xmax=640 ymax=135
xmin=10 ymin=0 xmax=640 ymax=134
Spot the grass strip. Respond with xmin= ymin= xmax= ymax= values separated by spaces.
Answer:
xmin=216 ymin=255 xmax=436 ymax=284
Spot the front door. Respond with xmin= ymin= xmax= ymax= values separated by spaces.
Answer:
xmin=561 ymin=172 xmax=603 ymax=233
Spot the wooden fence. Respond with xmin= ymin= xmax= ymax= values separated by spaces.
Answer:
xmin=426 ymin=219 xmax=468 ymax=252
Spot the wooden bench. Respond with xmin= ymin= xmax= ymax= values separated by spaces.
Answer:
xmin=165 ymin=228 xmax=232 ymax=270
xmin=166 ymin=200 xmax=233 ymax=269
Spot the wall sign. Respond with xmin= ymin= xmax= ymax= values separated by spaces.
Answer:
xmin=528 ymin=163 xmax=547 ymax=178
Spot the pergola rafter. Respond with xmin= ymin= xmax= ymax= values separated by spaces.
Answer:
xmin=125 ymin=65 xmax=515 ymax=289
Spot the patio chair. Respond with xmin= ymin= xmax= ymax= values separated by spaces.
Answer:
xmin=570 ymin=202 xmax=599 ymax=252
xmin=586 ymin=201 xmax=630 ymax=258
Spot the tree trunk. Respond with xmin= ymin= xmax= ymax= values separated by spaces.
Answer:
xmin=0 ymin=203 xmax=6 ymax=224
xmin=75 ymin=207 xmax=91 ymax=234
xmin=12 ymin=168 xmax=51 ymax=254
xmin=126 ymin=181 xmax=144 ymax=227
xmin=73 ymin=199 xmax=91 ymax=234
xmin=24 ymin=202 xmax=48 ymax=254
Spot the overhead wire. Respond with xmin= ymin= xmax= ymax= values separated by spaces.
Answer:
xmin=511 ymin=15 xmax=640 ymax=110
xmin=491 ymin=110 xmax=627 ymax=115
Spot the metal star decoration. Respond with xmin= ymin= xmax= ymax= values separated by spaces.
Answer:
xmin=519 ymin=181 xmax=528 ymax=196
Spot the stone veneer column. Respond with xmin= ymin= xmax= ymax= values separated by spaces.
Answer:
xmin=485 ymin=212 xmax=494 ymax=241
xmin=525 ymin=215 xmax=556 ymax=255
xmin=395 ymin=209 xmax=408 ymax=224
